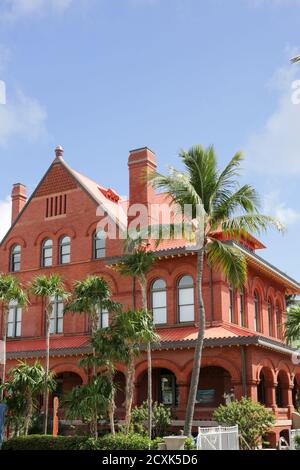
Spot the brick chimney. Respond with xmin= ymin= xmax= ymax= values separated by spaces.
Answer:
xmin=128 ymin=147 xmax=157 ymax=209
xmin=11 ymin=183 xmax=27 ymax=224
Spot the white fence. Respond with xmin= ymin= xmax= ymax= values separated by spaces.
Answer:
xmin=196 ymin=425 xmax=239 ymax=450
xmin=289 ymin=429 xmax=300 ymax=450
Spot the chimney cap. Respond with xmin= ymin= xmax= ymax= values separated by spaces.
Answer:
xmin=55 ymin=145 xmax=64 ymax=159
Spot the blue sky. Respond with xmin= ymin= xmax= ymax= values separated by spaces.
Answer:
xmin=0 ymin=0 xmax=300 ymax=280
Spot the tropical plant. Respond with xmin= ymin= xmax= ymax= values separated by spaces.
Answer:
xmin=291 ymin=55 xmax=300 ymax=64
xmin=80 ymin=328 xmax=126 ymax=435
xmin=65 ymin=275 xmax=120 ymax=378
xmin=110 ymin=308 xmax=159 ymax=435
xmin=114 ymin=240 xmax=156 ymax=439
xmin=63 ymin=375 xmax=113 ymax=438
xmin=29 ymin=274 xmax=68 ymax=434
xmin=132 ymin=401 xmax=171 ymax=438
xmin=213 ymin=397 xmax=275 ymax=450
xmin=1 ymin=361 xmax=56 ymax=436
xmin=285 ymin=305 xmax=300 ymax=344
xmin=0 ymin=274 xmax=28 ymax=399
xmin=148 ymin=145 xmax=283 ymax=435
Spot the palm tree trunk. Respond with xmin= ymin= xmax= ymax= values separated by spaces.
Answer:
xmin=184 ymin=248 xmax=205 ymax=437
xmin=140 ymin=276 xmax=152 ymax=441
xmin=1 ymin=307 xmax=7 ymax=401
xmin=24 ymin=393 xmax=33 ymax=436
xmin=124 ymin=355 xmax=135 ymax=434
xmin=108 ymin=367 xmax=115 ymax=435
xmin=43 ymin=308 xmax=51 ymax=435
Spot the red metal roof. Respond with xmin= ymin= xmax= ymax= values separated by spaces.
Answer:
xmin=7 ymin=335 xmax=89 ymax=354
xmin=158 ymin=324 xmax=256 ymax=343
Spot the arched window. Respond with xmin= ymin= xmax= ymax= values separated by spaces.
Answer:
xmin=268 ymin=300 xmax=273 ymax=336
xmin=59 ymin=236 xmax=71 ymax=264
xmin=276 ymin=304 xmax=281 ymax=339
xmin=50 ymin=295 xmax=64 ymax=335
xmin=178 ymin=275 xmax=194 ymax=323
xmin=276 ymin=376 xmax=283 ymax=408
xmin=239 ymin=290 xmax=245 ymax=327
xmin=10 ymin=245 xmax=21 ymax=272
xmin=254 ymin=291 xmax=261 ymax=332
xmin=97 ymin=303 xmax=109 ymax=329
xmin=151 ymin=279 xmax=167 ymax=325
xmin=42 ymin=239 xmax=53 ymax=267
xmin=229 ymin=286 xmax=235 ymax=323
xmin=7 ymin=300 xmax=22 ymax=338
xmin=93 ymin=230 xmax=105 ymax=259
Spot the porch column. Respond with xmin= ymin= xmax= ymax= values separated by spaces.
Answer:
xmin=248 ymin=380 xmax=258 ymax=401
xmin=177 ymin=382 xmax=189 ymax=409
xmin=285 ymin=384 xmax=294 ymax=418
xmin=267 ymin=382 xmax=277 ymax=413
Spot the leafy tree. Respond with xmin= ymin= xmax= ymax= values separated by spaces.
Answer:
xmin=110 ymin=308 xmax=159 ymax=434
xmin=114 ymin=239 xmax=156 ymax=439
xmin=213 ymin=397 xmax=275 ymax=449
xmin=149 ymin=145 xmax=283 ymax=435
xmin=63 ymin=375 xmax=112 ymax=438
xmin=1 ymin=361 xmax=55 ymax=436
xmin=285 ymin=305 xmax=300 ymax=344
xmin=0 ymin=274 xmax=28 ymax=398
xmin=29 ymin=274 xmax=68 ymax=434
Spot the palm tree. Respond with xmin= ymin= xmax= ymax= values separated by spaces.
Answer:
xmin=0 ymin=274 xmax=27 ymax=399
xmin=291 ymin=56 xmax=300 ymax=64
xmin=65 ymin=275 xmax=120 ymax=378
xmin=114 ymin=242 xmax=157 ymax=439
xmin=80 ymin=329 xmax=126 ymax=435
xmin=149 ymin=145 xmax=283 ymax=436
xmin=285 ymin=305 xmax=300 ymax=344
xmin=111 ymin=308 xmax=159 ymax=434
xmin=2 ymin=361 xmax=56 ymax=435
xmin=29 ymin=274 xmax=68 ymax=434
xmin=63 ymin=375 xmax=112 ymax=438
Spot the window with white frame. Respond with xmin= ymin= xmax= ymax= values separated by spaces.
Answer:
xmin=42 ymin=239 xmax=53 ymax=267
xmin=254 ymin=291 xmax=261 ymax=332
xmin=59 ymin=236 xmax=71 ymax=264
xmin=151 ymin=279 xmax=167 ymax=325
xmin=10 ymin=245 xmax=21 ymax=272
xmin=239 ymin=290 xmax=245 ymax=327
xmin=97 ymin=303 xmax=109 ymax=329
xmin=50 ymin=295 xmax=64 ymax=334
xmin=7 ymin=300 xmax=22 ymax=338
xmin=178 ymin=275 xmax=194 ymax=323
xmin=229 ymin=286 xmax=235 ymax=323
xmin=93 ymin=230 xmax=106 ymax=259
xmin=268 ymin=300 xmax=273 ymax=336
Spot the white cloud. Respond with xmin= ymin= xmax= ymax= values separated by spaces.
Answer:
xmin=245 ymin=64 xmax=300 ymax=176
xmin=263 ymin=191 xmax=300 ymax=226
xmin=0 ymin=196 xmax=11 ymax=242
xmin=0 ymin=88 xmax=47 ymax=146
xmin=0 ymin=0 xmax=74 ymax=21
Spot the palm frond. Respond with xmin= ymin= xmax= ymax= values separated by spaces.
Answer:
xmin=285 ymin=306 xmax=300 ymax=342
xmin=220 ymin=214 xmax=285 ymax=238
xmin=206 ymin=239 xmax=247 ymax=289
xmin=291 ymin=55 xmax=300 ymax=64
xmin=211 ymin=185 xmax=261 ymax=224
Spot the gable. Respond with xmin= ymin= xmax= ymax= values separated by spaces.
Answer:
xmin=34 ymin=162 xmax=78 ymax=198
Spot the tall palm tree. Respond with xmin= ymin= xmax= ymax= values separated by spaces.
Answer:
xmin=285 ymin=305 xmax=300 ymax=344
xmin=114 ymin=242 xmax=157 ymax=439
xmin=0 ymin=274 xmax=28 ymax=399
xmin=111 ymin=308 xmax=159 ymax=434
xmin=65 ymin=275 xmax=120 ymax=378
xmin=29 ymin=274 xmax=68 ymax=434
xmin=149 ymin=145 xmax=283 ymax=436
xmin=2 ymin=361 xmax=56 ymax=435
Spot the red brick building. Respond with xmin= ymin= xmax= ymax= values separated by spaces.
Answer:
xmin=1 ymin=146 xmax=300 ymax=445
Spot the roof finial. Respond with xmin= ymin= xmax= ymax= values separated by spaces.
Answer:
xmin=55 ymin=145 xmax=64 ymax=159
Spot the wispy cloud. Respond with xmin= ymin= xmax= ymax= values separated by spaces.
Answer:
xmin=245 ymin=63 xmax=300 ymax=176
xmin=0 ymin=0 xmax=75 ymax=21
xmin=0 ymin=196 xmax=11 ymax=242
xmin=0 ymin=88 xmax=47 ymax=146
xmin=263 ymin=191 xmax=300 ymax=226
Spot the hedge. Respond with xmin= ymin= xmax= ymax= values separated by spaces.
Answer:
xmin=2 ymin=433 xmax=158 ymax=451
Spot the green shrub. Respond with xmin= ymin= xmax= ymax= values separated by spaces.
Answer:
xmin=213 ymin=397 xmax=275 ymax=450
xmin=2 ymin=433 xmax=156 ymax=451
xmin=2 ymin=435 xmax=89 ymax=451
xmin=131 ymin=401 xmax=171 ymax=438
xmin=294 ymin=435 xmax=300 ymax=450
